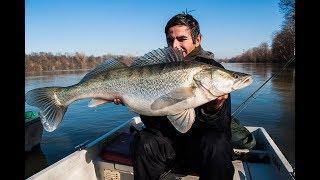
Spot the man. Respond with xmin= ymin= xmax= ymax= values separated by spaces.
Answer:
xmin=117 ymin=13 xmax=235 ymax=180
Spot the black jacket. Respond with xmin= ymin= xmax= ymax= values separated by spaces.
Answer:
xmin=140 ymin=46 xmax=232 ymax=140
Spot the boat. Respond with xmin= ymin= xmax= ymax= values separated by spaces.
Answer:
xmin=26 ymin=116 xmax=295 ymax=180
xmin=25 ymin=111 xmax=43 ymax=152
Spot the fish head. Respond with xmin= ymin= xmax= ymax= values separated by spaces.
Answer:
xmin=194 ymin=68 xmax=253 ymax=97
xmin=230 ymin=71 xmax=253 ymax=91
xmin=212 ymin=69 xmax=253 ymax=93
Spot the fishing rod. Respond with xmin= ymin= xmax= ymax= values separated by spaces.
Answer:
xmin=231 ymin=56 xmax=295 ymax=119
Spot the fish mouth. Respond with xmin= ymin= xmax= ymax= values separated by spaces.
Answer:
xmin=242 ymin=76 xmax=253 ymax=85
xmin=232 ymin=76 xmax=253 ymax=90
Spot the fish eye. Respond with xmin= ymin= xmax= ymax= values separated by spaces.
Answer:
xmin=233 ymin=73 xmax=239 ymax=78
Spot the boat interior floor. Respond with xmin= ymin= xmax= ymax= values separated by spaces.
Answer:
xmin=93 ymin=131 xmax=284 ymax=180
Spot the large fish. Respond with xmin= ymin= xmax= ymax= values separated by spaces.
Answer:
xmin=25 ymin=47 xmax=253 ymax=133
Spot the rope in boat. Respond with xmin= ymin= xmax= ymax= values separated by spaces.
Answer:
xmin=231 ymin=56 xmax=295 ymax=119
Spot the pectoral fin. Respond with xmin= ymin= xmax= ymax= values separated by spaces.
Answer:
xmin=88 ymin=98 xmax=111 ymax=107
xmin=151 ymin=87 xmax=195 ymax=110
xmin=167 ymin=108 xmax=195 ymax=133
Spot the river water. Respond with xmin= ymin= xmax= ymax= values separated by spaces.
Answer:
xmin=25 ymin=63 xmax=295 ymax=177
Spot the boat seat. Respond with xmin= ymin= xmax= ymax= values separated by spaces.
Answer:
xmin=100 ymin=132 xmax=133 ymax=166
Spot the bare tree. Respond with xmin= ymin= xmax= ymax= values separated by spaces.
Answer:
xmin=25 ymin=52 xmax=137 ymax=73
xmin=271 ymin=0 xmax=295 ymax=62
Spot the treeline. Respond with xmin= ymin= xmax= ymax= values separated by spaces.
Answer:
xmin=25 ymin=52 xmax=135 ymax=73
xmin=226 ymin=0 xmax=295 ymax=63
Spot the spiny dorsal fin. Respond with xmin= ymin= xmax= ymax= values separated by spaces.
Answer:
xmin=80 ymin=47 xmax=183 ymax=82
xmin=131 ymin=47 xmax=184 ymax=67
xmin=80 ymin=58 xmax=128 ymax=83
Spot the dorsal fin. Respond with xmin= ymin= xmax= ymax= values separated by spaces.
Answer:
xmin=131 ymin=47 xmax=184 ymax=67
xmin=80 ymin=47 xmax=183 ymax=82
xmin=80 ymin=58 xmax=128 ymax=83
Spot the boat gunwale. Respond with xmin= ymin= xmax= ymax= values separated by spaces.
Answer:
xmin=84 ymin=118 xmax=134 ymax=149
xmin=248 ymin=127 xmax=294 ymax=175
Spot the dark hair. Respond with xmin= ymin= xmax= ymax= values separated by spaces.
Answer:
xmin=165 ymin=13 xmax=201 ymax=43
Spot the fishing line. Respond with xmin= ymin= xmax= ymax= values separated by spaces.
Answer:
xmin=231 ymin=56 xmax=295 ymax=119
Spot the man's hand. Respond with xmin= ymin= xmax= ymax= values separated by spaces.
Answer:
xmin=113 ymin=98 xmax=125 ymax=106
xmin=205 ymin=94 xmax=228 ymax=114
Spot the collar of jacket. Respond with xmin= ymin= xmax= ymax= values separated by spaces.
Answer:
xmin=183 ymin=46 xmax=215 ymax=61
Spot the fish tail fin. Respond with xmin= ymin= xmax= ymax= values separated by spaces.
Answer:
xmin=25 ymin=87 xmax=68 ymax=132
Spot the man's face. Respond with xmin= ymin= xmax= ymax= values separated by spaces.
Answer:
xmin=166 ymin=25 xmax=202 ymax=57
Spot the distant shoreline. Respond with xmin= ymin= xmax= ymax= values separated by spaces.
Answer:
xmin=26 ymin=61 xmax=294 ymax=77
xmin=25 ymin=52 xmax=135 ymax=75
xmin=25 ymin=49 xmax=294 ymax=75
